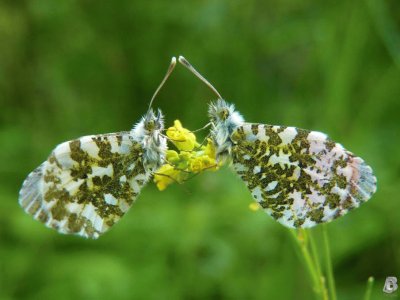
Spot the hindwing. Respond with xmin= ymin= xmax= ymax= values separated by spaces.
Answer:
xmin=19 ymin=132 xmax=150 ymax=238
xmin=231 ymin=124 xmax=377 ymax=228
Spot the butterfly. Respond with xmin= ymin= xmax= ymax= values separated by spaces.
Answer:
xmin=178 ymin=56 xmax=377 ymax=228
xmin=18 ymin=57 xmax=177 ymax=238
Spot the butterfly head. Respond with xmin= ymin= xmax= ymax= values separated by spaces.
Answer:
xmin=209 ymin=99 xmax=244 ymax=128
xmin=143 ymin=109 xmax=164 ymax=133
xmin=132 ymin=109 xmax=165 ymax=141
xmin=209 ymin=100 xmax=231 ymax=122
xmin=208 ymin=99 xmax=244 ymax=161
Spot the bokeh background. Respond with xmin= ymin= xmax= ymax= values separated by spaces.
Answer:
xmin=1 ymin=0 xmax=399 ymax=299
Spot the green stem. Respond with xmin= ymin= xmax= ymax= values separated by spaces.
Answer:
xmin=308 ymin=231 xmax=322 ymax=276
xmin=290 ymin=229 xmax=326 ymax=299
xmin=363 ymin=277 xmax=374 ymax=300
xmin=322 ymin=224 xmax=337 ymax=300
xmin=309 ymin=230 xmax=329 ymax=300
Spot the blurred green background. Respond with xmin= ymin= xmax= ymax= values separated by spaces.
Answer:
xmin=1 ymin=0 xmax=399 ymax=299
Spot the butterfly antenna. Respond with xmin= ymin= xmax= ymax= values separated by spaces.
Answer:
xmin=148 ymin=57 xmax=177 ymax=111
xmin=178 ymin=56 xmax=223 ymax=99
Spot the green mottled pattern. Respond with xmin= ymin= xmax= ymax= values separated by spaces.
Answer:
xmin=19 ymin=132 xmax=150 ymax=238
xmin=231 ymin=123 xmax=376 ymax=228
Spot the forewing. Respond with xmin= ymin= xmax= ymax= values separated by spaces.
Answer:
xmin=231 ymin=124 xmax=377 ymax=228
xmin=19 ymin=132 xmax=150 ymax=238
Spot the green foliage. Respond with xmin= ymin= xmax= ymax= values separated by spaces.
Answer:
xmin=1 ymin=0 xmax=399 ymax=299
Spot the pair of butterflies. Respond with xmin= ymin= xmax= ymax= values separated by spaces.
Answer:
xmin=19 ymin=56 xmax=377 ymax=239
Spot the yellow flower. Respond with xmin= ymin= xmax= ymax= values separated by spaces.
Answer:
xmin=204 ymin=138 xmax=216 ymax=159
xmin=201 ymin=139 xmax=220 ymax=171
xmin=177 ymin=151 xmax=192 ymax=170
xmin=200 ymin=155 xmax=217 ymax=170
xmin=189 ymin=157 xmax=204 ymax=173
xmin=166 ymin=120 xmax=196 ymax=151
xmin=154 ymin=164 xmax=182 ymax=191
xmin=166 ymin=150 xmax=180 ymax=164
xmin=155 ymin=120 xmax=222 ymax=191
xmin=178 ymin=151 xmax=192 ymax=161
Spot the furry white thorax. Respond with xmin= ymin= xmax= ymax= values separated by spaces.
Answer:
xmin=131 ymin=109 xmax=167 ymax=173
xmin=209 ymin=99 xmax=245 ymax=161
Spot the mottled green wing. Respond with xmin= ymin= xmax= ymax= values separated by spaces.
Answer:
xmin=231 ymin=124 xmax=377 ymax=228
xmin=19 ymin=132 xmax=150 ymax=238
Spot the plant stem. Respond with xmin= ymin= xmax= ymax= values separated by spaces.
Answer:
xmin=309 ymin=230 xmax=329 ymax=300
xmin=309 ymin=231 xmax=322 ymax=277
xmin=290 ymin=229 xmax=327 ymax=300
xmin=363 ymin=276 xmax=374 ymax=300
xmin=322 ymin=224 xmax=337 ymax=300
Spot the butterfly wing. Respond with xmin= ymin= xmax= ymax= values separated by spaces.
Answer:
xmin=230 ymin=124 xmax=377 ymax=228
xmin=19 ymin=132 xmax=150 ymax=238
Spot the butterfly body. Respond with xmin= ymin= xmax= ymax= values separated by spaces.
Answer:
xmin=19 ymin=109 xmax=167 ymax=238
xmin=208 ymin=100 xmax=245 ymax=160
xmin=132 ymin=109 xmax=167 ymax=172
xmin=209 ymin=99 xmax=377 ymax=228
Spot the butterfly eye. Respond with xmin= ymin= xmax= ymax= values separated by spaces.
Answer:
xmin=145 ymin=120 xmax=155 ymax=131
xmin=218 ymin=108 xmax=229 ymax=120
